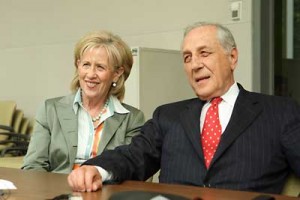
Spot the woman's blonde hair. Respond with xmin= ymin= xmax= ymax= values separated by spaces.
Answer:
xmin=70 ymin=30 xmax=133 ymax=101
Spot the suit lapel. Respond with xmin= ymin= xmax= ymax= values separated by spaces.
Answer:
xmin=180 ymin=99 xmax=206 ymax=162
xmin=55 ymin=95 xmax=78 ymax=166
xmin=211 ymin=88 xmax=263 ymax=166
xmin=98 ymin=113 xmax=126 ymax=153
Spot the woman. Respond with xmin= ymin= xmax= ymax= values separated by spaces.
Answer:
xmin=22 ymin=31 xmax=145 ymax=173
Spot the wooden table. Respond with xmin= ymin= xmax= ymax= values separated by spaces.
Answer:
xmin=0 ymin=167 xmax=298 ymax=200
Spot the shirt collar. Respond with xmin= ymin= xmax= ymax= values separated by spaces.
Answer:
xmin=109 ymin=96 xmax=129 ymax=114
xmin=73 ymin=89 xmax=82 ymax=114
xmin=72 ymin=89 xmax=129 ymax=115
xmin=220 ymin=82 xmax=239 ymax=106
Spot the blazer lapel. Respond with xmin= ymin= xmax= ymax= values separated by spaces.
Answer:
xmin=180 ymin=99 xmax=206 ymax=162
xmin=98 ymin=113 xmax=126 ymax=153
xmin=55 ymin=95 xmax=78 ymax=166
xmin=211 ymin=88 xmax=263 ymax=166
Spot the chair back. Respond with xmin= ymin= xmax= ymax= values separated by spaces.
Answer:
xmin=0 ymin=102 xmax=32 ymax=156
xmin=19 ymin=117 xmax=30 ymax=135
xmin=282 ymin=173 xmax=300 ymax=197
xmin=0 ymin=100 xmax=16 ymax=125
xmin=0 ymin=100 xmax=17 ymax=140
xmin=26 ymin=118 xmax=34 ymax=135
xmin=12 ymin=109 xmax=24 ymax=132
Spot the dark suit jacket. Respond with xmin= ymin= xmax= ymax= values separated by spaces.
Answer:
xmin=85 ymin=86 xmax=300 ymax=194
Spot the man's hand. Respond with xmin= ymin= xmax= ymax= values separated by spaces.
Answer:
xmin=68 ymin=165 xmax=102 ymax=192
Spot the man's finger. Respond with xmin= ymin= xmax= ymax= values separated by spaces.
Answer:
xmin=84 ymin=166 xmax=102 ymax=192
xmin=68 ymin=167 xmax=86 ymax=192
xmin=92 ymin=177 xmax=102 ymax=191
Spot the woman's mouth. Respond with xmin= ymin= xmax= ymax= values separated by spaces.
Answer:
xmin=86 ymin=81 xmax=99 ymax=88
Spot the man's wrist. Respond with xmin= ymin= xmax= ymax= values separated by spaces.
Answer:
xmin=95 ymin=166 xmax=112 ymax=181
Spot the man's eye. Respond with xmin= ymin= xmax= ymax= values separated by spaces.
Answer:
xmin=183 ymin=55 xmax=191 ymax=63
xmin=201 ymin=51 xmax=211 ymax=57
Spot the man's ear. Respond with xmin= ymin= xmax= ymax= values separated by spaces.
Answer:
xmin=230 ymin=48 xmax=238 ymax=71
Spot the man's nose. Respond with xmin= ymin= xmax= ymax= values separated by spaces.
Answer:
xmin=191 ymin=56 xmax=203 ymax=70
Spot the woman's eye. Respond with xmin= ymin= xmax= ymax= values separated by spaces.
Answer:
xmin=96 ymin=65 xmax=105 ymax=71
xmin=82 ymin=63 xmax=89 ymax=68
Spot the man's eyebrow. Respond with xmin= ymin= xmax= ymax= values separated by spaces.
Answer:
xmin=182 ymin=50 xmax=191 ymax=55
xmin=197 ymin=45 xmax=210 ymax=51
xmin=182 ymin=45 xmax=210 ymax=55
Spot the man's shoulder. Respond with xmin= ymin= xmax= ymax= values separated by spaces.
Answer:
xmin=239 ymin=88 xmax=299 ymax=110
xmin=156 ymin=98 xmax=199 ymax=112
xmin=241 ymin=88 xmax=296 ymax=103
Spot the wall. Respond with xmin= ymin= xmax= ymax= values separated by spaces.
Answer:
xmin=0 ymin=0 xmax=254 ymax=118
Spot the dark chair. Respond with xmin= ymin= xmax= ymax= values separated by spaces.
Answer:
xmin=0 ymin=101 xmax=31 ymax=157
xmin=0 ymin=100 xmax=17 ymax=150
xmin=282 ymin=173 xmax=300 ymax=197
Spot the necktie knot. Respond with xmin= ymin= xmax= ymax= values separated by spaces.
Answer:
xmin=211 ymin=97 xmax=222 ymax=106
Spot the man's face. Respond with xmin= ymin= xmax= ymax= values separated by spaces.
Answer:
xmin=182 ymin=26 xmax=238 ymax=100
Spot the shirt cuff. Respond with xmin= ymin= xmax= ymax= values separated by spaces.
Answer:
xmin=95 ymin=166 xmax=112 ymax=181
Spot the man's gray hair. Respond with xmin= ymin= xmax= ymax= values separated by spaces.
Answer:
xmin=184 ymin=22 xmax=237 ymax=53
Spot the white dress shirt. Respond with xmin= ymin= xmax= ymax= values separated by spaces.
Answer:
xmin=200 ymin=82 xmax=240 ymax=134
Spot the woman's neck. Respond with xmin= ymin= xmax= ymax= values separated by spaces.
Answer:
xmin=81 ymin=93 xmax=108 ymax=118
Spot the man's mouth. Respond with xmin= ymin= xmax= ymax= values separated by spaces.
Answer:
xmin=195 ymin=76 xmax=210 ymax=83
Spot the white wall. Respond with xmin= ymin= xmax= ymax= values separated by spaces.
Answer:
xmin=0 ymin=0 xmax=254 ymax=118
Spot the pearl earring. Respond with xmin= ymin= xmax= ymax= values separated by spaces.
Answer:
xmin=112 ymin=82 xmax=117 ymax=87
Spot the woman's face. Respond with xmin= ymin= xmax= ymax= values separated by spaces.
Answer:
xmin=77 ymin=46 xmax=123 ymax=101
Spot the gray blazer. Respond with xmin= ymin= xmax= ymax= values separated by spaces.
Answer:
xmin=22 ymin=94 xmax=145 ymax=173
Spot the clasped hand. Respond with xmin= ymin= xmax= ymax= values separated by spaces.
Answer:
xmin=68 ymin=165 xmax=103 ymax=192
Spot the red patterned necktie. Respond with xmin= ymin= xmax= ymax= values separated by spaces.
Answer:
xmin=201 ymin=97 xmax=222 ymax=168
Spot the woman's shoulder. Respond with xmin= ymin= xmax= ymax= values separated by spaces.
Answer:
xmin=121 ymin=103 xmax=142 ymax=114
xmin=44 ymin=93 xmax=75 ymax=105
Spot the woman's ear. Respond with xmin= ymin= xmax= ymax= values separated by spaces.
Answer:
xmin=76 ymin=59 xmax=81 ymax=68
xmin=113 ymin=66 xmax=124 ymax=82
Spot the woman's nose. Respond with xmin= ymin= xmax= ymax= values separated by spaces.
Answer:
xmin=86 ymin=66 xmax=97 ymax=77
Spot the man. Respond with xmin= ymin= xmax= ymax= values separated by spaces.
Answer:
xmin=68 ymin=22 xmax=300 ymax=194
